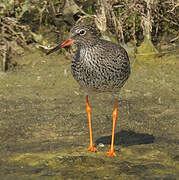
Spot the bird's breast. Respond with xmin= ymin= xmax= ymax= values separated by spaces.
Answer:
xmin=71 ymin=46 xmax=130 ymax=91
xmin=71 ymin=48 xmax=100 ymax=87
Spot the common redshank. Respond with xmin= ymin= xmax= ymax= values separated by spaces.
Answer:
xmin=46 ymin=23 xmax=130 ymax=156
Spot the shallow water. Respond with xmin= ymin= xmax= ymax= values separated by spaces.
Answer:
xmin=0 ymin=50 xmax=179 ymax=179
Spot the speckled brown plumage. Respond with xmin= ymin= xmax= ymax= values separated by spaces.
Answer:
xmin=70 ymin=24 xmax=130 ymax=93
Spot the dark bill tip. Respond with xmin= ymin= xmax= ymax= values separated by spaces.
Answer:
xmin=46 ymin=44 xmax=61 ymax=56
xmin=46 ymin=38 xmax=74 ymax=56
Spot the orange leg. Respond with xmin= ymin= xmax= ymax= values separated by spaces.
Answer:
xmin=86 ymin=95 xmax=97 ymax=152
xmin=107 ymin=99 xmax=118 ymax=156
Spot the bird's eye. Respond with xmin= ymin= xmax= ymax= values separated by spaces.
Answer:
xmin=79 ymin=29 xmax=86 ymax=35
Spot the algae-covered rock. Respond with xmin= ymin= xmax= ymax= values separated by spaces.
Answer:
xmin=136 ymin=38 xmax=158 ymax=60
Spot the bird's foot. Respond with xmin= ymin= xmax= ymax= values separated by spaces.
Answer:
xmin=106 ymin=149 xmax=117 ymax=157
xmin=87 ymin=145 xmax=97 ymax=152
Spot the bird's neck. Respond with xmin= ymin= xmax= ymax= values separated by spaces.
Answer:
xmin=74 ymin=38 xmax=101 ymax=66
xmin=77 ymin=36 xmax=98 ymax=47
xmin=75 ymin=45 xmax=99 ymax=68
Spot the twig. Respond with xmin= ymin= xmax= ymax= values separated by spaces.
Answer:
xmin=76 ymin=14 xmax=96 ymax=24
xmin=170 ymin=36 xmax=179 ymax=42
xmin=169 ymin=3 xmax=179 ymax=12
xmin=159 ymin=14 xmax=179 ymax=26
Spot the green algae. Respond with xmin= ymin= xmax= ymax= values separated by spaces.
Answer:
xmin=136 ymin=38 xmax=159 ymax=60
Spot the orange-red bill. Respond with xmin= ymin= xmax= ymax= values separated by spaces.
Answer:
xmin=46 ymin=38 xmax=73 ymax=55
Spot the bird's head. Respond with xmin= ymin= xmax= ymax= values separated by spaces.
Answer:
xmin=46 ymin=24 xmax=98 ymax=55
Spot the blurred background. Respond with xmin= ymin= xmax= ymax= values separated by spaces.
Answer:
xmin=0 ymin=0 xmax=178 ymax=71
